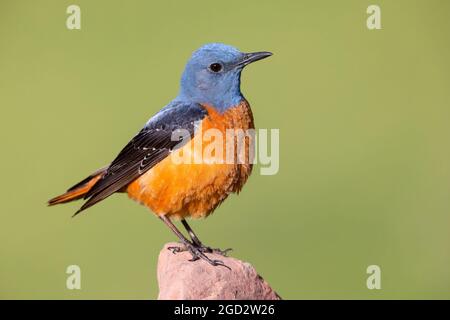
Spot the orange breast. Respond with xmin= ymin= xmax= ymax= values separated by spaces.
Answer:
xmin=126 ymin=101 xmax=255 ymax=220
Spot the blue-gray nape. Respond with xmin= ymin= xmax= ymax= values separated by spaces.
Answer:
xmin=177 ymin=43 xmax=246 ymax=113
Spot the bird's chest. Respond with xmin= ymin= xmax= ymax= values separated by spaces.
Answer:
xmin=126 ymin=101 xmax=254 ymax=219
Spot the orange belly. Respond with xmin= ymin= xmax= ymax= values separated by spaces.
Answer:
xmin=126 ymin=101 xmax=254 ymax=219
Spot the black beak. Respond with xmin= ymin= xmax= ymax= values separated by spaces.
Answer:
xmin=238 ymin=51 xmax=273 ymax=67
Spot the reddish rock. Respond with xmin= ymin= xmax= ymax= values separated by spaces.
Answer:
xmin=157 ymin=242 xmax=281 ymax=300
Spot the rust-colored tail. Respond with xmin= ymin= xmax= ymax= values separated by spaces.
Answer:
xmin=48 ymin=167 xmax=107 ymax=206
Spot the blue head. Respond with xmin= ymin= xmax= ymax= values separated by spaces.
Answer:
xmin=178 ymin=43 xmax=272 ymax=112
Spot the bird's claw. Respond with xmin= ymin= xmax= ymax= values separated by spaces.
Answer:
xmin=167 ymin=242 xmax=231 ymax=270
xmin=198 ymin=246 xmax=233 ymax=257
xmin=168 ymin=245 xmax=184 ymax=254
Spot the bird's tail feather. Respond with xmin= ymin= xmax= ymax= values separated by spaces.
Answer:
xmin=48 ymin=167 xmax=107 ymax=206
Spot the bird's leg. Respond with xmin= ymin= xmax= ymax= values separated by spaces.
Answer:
xmin=181 ymin=219 xmax=232 ymax=256
xmin=159 ymin=215 xmax=230 ymax=269
xmin=181 ymin=218 xmax=202 ymax=247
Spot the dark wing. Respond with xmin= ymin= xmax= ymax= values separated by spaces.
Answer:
xmin=74 ymin=101 xmax=207 ymax=215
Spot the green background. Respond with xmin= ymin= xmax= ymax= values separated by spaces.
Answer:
xmin=1 ymin=0 xmax=449 ymax=299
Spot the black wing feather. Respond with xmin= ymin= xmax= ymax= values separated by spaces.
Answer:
xmin=74 ymin=102 xmax=207 ymax=215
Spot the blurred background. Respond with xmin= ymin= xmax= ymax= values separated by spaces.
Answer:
xmin=1 ymin=0 xmax=449 ymax=299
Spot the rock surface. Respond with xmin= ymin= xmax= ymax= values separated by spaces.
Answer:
xmin=157 ymin=242 xmax=281 ymax=300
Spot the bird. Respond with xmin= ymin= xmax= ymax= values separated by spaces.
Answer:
xmin=48 ymin=43 xmax=272 ymax=267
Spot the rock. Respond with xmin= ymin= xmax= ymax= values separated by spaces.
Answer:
xmin=157 ymin=242 xmax=281 ymax=300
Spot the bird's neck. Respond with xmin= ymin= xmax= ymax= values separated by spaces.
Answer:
xmin=177 ymin=94 xmax=244 ymax=114
xmin=178 ymin=74 xmax=244 ymax=113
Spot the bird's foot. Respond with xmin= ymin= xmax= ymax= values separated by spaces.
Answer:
xmin=167 ymin=242 xmax=231 ymax=270
xmin=167 ymin=244 xmax=185 ymax=254
xmin=197 ymin=245 xmax=233 ymax=257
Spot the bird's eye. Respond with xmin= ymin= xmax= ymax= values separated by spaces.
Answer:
xmin=209 ymin=63 xmax=223 ymax=73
